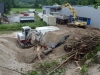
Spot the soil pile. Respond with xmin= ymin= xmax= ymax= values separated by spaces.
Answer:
xmin=0 ymin=36 xmax=34 ymax=75
xmin=44 ymin=30 xmax=69 ymax=44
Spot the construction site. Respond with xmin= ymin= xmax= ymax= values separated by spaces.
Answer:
xmin=0 ymin=2 xmax=100 ymax=75
xmin=0 ymin=25 xmax=100 ymax=75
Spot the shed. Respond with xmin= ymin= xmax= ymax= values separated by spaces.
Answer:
xmin=42 ymin=5 xmax=62 ymax=15
xmin=20 ymin=17 xmax=34 ymax=23
xmin=0 ymin=2 xmax=4 ymax=13
xmin=60 ymin=6 xmax=100 ymax=28
xmin=28 ymin=9 xmax=35 ymax=13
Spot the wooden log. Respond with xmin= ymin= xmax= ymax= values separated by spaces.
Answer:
xmin=37 ymin=45 xmax=43 ymax=65
xmin=48 ymin=54 xmax=75 ymax=75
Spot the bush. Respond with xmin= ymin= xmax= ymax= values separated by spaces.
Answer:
xmin=15 ymin=11 xmax=19 ymax=13
xmin=28 ymin=70 xmax=38 ymax=75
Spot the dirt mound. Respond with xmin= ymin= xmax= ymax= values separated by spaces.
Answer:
xmin=0 ymin=37 xmax=34 ymax=75
xmin=44 ymin=30 xmax=69 ymax=44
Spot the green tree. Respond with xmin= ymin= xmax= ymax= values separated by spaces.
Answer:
xmin=46 ymin=0 xmax=61 ymax=5
xmin=77 ymin=0 xmax=82 ymax=5
xmin=11 ymin=0 xmax=16 ymax=7
xmin=34 ymin=0 xmax=39 ymax=8
xmin=42 ymin=0 xmax=47 ymax=5
xmin=54 ymin=0 xmax=61 ymax=5
xmin=77 ymin=0 xmax=97 ymax=5
xmin=47 ymin=0 xmax=53 ymax=5
xmin=94 ymin=0 xmax=100 ymax=8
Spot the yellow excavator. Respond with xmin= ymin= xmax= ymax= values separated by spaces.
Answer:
xmin=62 ymin=3 xmax=87 ymax=28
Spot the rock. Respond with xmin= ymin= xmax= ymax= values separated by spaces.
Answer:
xmin=85 ymin=59 xmax=92 ymax=65
xmin=96 ymin=51 xmax=100 ymax=63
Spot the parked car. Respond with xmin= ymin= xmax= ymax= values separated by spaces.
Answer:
xmin=23 ymin=13 xmax=29 ymax=16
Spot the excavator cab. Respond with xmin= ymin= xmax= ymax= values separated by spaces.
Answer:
xmin=17 ymin=26 xmax=33 ymax=48
xmin=22 ymin=26 xmax=31 ymax=39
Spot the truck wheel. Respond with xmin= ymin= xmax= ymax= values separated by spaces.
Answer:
xmin=83 ymin=26 xmax=86 ymax=29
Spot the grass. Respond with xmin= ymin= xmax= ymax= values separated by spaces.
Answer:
xmin=30 ymin=60 xmax=66 ymax=75
xmin=27 ymin=70 xmax=38 ymax=75
xmin=0 ymin=22 xmax=47 ymax=31
xmin=11 ymin=8 xmax=42 ymax=13
xmin=80 ymin=65 xmax=88 ymax=75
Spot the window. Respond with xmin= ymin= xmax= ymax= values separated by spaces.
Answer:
xmin=43 ymin=10 xmax=46 ymax=14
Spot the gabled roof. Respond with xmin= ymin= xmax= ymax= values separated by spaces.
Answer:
xmin=43 ymin=5 xmax=61 ymax=9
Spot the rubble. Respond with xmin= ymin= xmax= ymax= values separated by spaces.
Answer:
xmin=95 ymin=51 xmax=100 ymax=63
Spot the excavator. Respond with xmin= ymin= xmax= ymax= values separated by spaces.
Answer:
xmin=17 ymin=26 xmax=69 ymax=54
xmin=62 ymin=3 xmax=87 ymax=28
xmin=17 ymin=26 xmax=60 ymax=48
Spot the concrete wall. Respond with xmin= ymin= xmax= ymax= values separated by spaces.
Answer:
xmin=60 ymin=6 xmax=100 ymax=28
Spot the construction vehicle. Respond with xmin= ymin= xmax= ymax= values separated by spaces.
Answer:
xmin=17 ymin=26 xmax=60 ymax=48
xmin=17 ymin=26 xmax=69 ymax=54
xmin=62 ymin=3 xmax=87 ymax=28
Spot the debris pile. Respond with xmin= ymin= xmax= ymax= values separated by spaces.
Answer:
xmin=64 ymin=36 xmax=99 ymax=61
xmin=49 ymin=36 xmax=100 ymax=74
xmin=0 ymin=16 xmax=10 ymax=23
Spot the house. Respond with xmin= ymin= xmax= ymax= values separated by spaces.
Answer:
xmin=28 ymin=9 xmax=35 ymax=13
xmin=42 ymin=5 xmax=62 ymax=15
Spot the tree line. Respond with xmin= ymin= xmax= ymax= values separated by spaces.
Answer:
xmin=0 ymin=0 xmax=100 ymax=13
xmin=13 ymin=0 xmax=100 ymax=8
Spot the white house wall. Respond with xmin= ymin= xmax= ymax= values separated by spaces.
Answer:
xmin=46 ymin=8 xmax=50 ymax=14
xmin=60 ymin=6 xmax=100 ymax=28
xmin=42 ymin=7 xmax=46 ymax=14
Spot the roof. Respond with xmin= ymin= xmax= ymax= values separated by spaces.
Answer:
xmin=20 ymin=17 xmax=34 ymax=20
xmin=28 ymin=9 xmax=35 ymax=12
xmin=22 ymin=26 xmax=31 ymax=30
xmin=35 ymin=26 xmax=60 ymax=35
xmin=43 ymin=5 xmax=61 ymax=9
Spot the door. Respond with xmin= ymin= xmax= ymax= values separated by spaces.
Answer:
xmin=87 ymin=18 xmax=91 ymax=25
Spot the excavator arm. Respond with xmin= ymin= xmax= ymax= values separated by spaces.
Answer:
xmin=62 ymin=3 xmax=77 ymax=20
xmin=62 ymin=3 xmax=87 ymax=27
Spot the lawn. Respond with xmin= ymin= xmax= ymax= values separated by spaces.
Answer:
xmin=11 ymin=8 xmax=42 ymax=13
